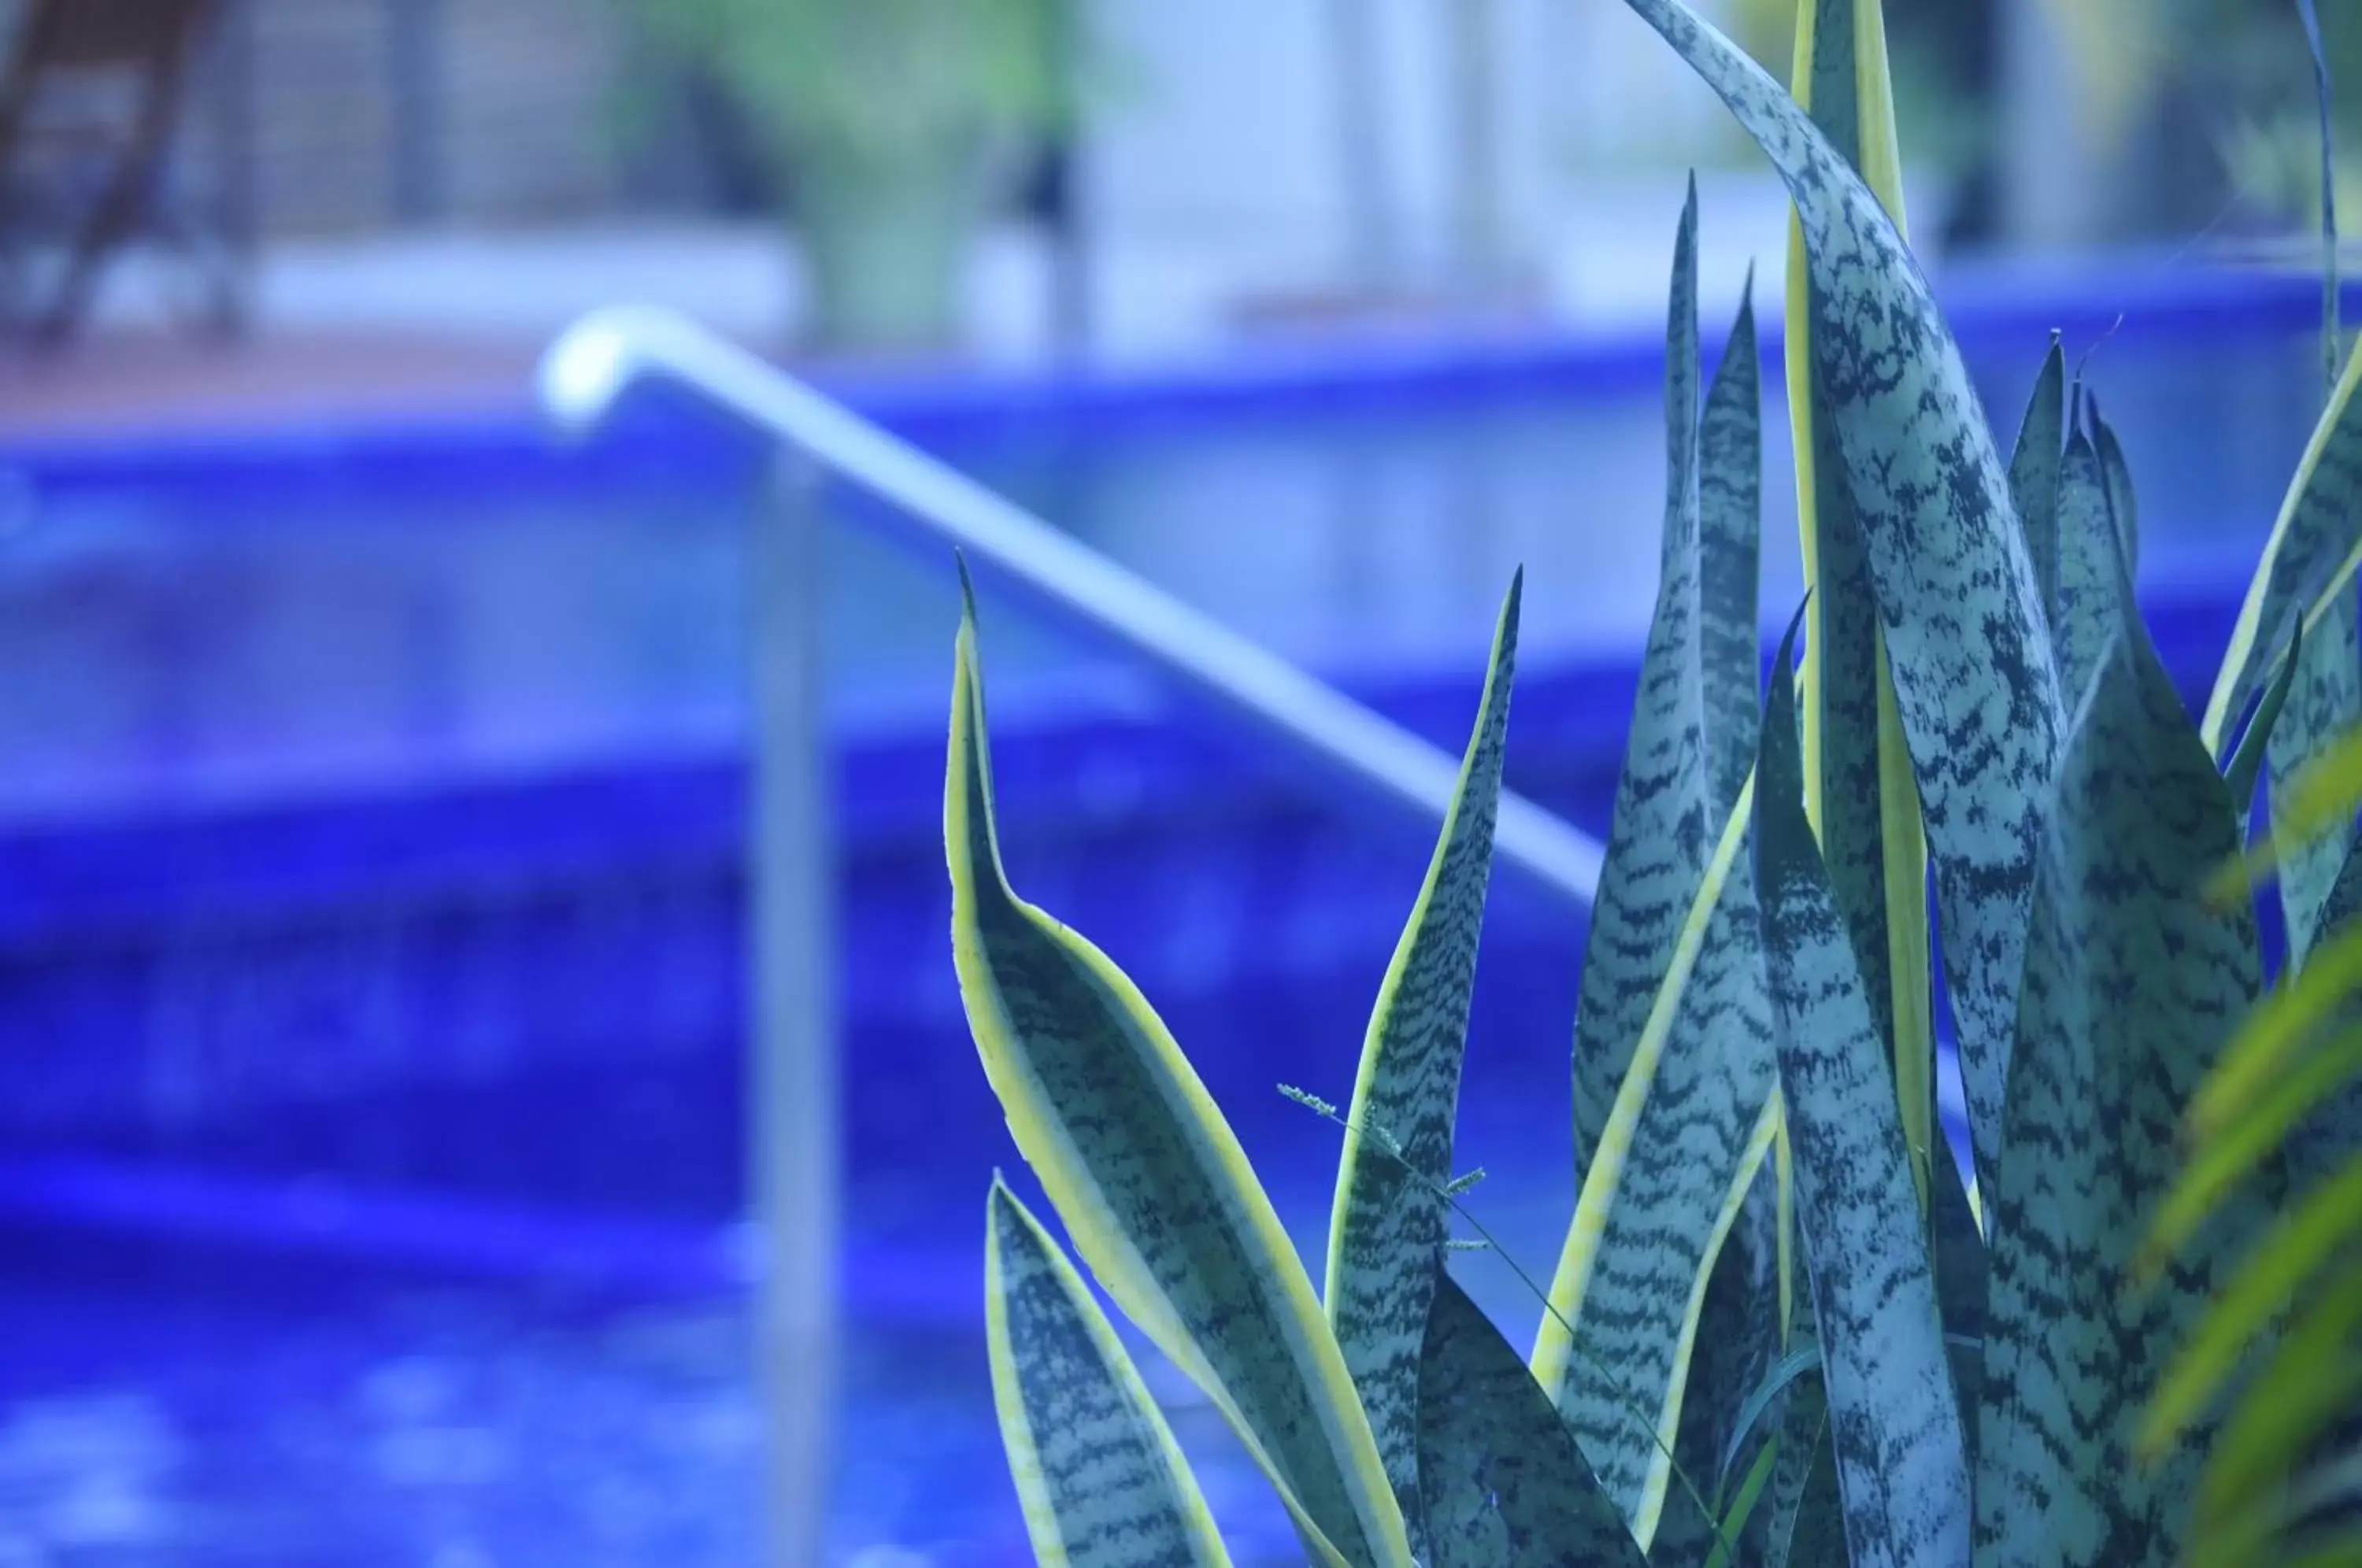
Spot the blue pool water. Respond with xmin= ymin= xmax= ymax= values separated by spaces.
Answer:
xmin=0 ymin=264 xmax=2340 ymax=1562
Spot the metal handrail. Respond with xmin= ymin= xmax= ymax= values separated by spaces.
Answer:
xmin=539 ymin=304 xmax=1608 ymax=904
xmin=535 ymin=303 xmax=1610 ymax=1568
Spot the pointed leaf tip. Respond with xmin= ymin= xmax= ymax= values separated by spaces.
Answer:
xmin=956 ymin=551 xmax=980 ymax=625
xmin=1776 ymin=594 xmax=1808 ymax=667
xmin=2223 ymin=625 xmax=2305 ymax=817
xmin=1327 ymin=579 xmax=1522 ymax=1548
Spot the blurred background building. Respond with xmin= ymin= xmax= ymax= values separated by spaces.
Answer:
xmin=6 ymin=0 xmax=2356 ymax=373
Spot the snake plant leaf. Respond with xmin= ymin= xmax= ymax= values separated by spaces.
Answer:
xmin=1977 ymin=549 xmax=2273 ymax=1568
xmin=2224 ymin=628 xmax=2303 ymax=819
xmin=2204 ymin=333 xmax=2362 ymax=758
xmin=1701 ymin=272 xmax=1764 ymax=821
xmin=948 ymin=587 xmax=1409 ymax=1568
xmin=2187 ymin=1262 xmax=2362 ymax=1554
xmin=2279 ymin=724 xmax=2362 ymax=863
xmin=1710 ymin=1433 xmax=1783 ymax=1568
xmin=1719 ymin=1341 xmax=1824 ymax=1500
xmin=1415 ymin=1268 xmax=1646 ymax=1568
xmin=1655 ymin=1160 xmax=1788 ymax=1565
xmin=1572 ymin=182 xmax=1716 ymax=1182
xmin=2088 ymin=392 xmax=2140 ymax=575
xmin=1794 ymin=327 xmax=1905 ymax=1060
xmin=1326 ymin=575 xmax=1520 ymax=1545
xmin=1622 ymin=0 xmax=2063 ymax=1201
xmin=1755 ymin=609 xmax=1971 ymax=1568
xmin=2053 ymin=423 xmax=2128 ymax=713
xmin=2271 ymin=590 xmax=2362 ymax=967
xmin=1536 ymin=787 xmax=1780 ymax=1544
xmin=1767 ymin=1392 xmax=1843 ymax=1568
xmin=1786 ymin=0 xmax=1938 ymax=1212
xmin=2149 ymin=1011 xmax=2362 ymax=1290
xmin=1930 ymin=1141 xmax=1987 ymax=1469
xmin=2180 ymin=918 xmax=2362 ymax=1169
xmin=1547 ymin=207 xmax=1775 ymax=1545
xmin=2145 ymin=1159 xmax=2362 ymax=1474
xmin=1690 ymin=1163 xmax=1788 ymax=1464
xmin=986 ymin=1178 xmax=1233 ymax=1568
xmin=2007 ymin=335 xmax=2067 ymax=624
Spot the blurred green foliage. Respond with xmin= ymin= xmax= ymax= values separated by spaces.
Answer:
xmin=1733 ymin=0 xmax=2362 ymax=236
xmin=620 ymin=0 xmax=1087 ymax=172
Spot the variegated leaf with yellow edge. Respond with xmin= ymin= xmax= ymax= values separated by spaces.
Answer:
xmin=1568 ymin=178 xmax=1721 ymax=1189
xmin=1622 ymin=0 xmax=2064 ymax=1209
xmin=1324 ymin=574 xmax=1520 ymax=1558
xmin=987 ymin=1177 xmax=1232 ymax=1568
xmin=2203 ymin=332 xmax=2362 ymax=760
xmin=1756 ymin=607 xmax=1971 ymax=1568
xmin=947 ymin=570 xmax=1411 ymax=1568
xmin=2005 ymin=336 xmax=2065 ymax=627
xmin=1537 ymin=185 xmax=1780 ymax=1549
xmin=1785 ymin=0 xmax=1940 ymax=1220
xmin=2052 ymin=409 xmax=2131 ymax=716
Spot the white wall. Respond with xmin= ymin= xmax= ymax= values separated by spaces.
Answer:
xmin=1076 ymin=0 xmax=1753 ymax=346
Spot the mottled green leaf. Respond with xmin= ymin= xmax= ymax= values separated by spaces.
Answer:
xmin=2273 ymin=588 xmax=2362 ymax=967
xmin=2089 ymin=392 xmax=2140 ymax=575
xmin=2190 ymin=1263 xmax=2362 ymax=1547
xmin=1655 ymin=1161 xmax=1787 ymax=1566
xmin=2152 ymin=1013 xmax=2360 ymax=1292
xmin=1327 ymin=577 xmax=1520 ymax=1545
xmin=1930 ymin=1146 xmax=1986 ymax=1472
xmin=2205 ymin=335 xmax=2362 ymax=756
xmin=1709 ymin=1433 xmax=1782 ymax=1568
xmin=2007 ymin=336 xmax=2066 ymax=626
xmin=1702 ymin=273 xmax=1764 ymax=821
xmin=949 ymin=585 xmax=1409 ymax=1568
xmin=1572 ymin=183 xmax=1715 ymax=1181
xmin=1536 ymin=791 xmax=1780 ymax=1544
xmin=1549 ymin=192 xmax=1778 ymax=1548
xmin=1623 ymin=0 xmax=2064 ymax=1202
xmin=1797 ymin=337 xmax=1901 ymax=1058
xmin=2054 ymin=421 xmax=2127 ymax=714
xmin=1415 ymin=1270 xmax=1645 ymax=1568
xmin=2224 ymin=629 xmax=2303 ymax=819
xmin=1690 ymin=1163 xmax=1788 ymax=1470
xmin=1978 ymin=553 xmax=2275 ymax=1568
xmin=1786 ymin=0 xmax=1937 ymax=1208
xmin=1719 ymin=1341 xmax=1823 ymax=1500
xmin=986 ymin=1179 xmax=1232 ymax=1568
xmin=1754 ymin=611 xmax=1971 ymax=1568
xmin=2145 ymin=1159 xmax=2360 ymax=1474
xmin=1768 ymin=1392 xmax=1843 ymax=1568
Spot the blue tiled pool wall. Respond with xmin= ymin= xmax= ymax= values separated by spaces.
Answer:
xmin=0 ymin=586 xmax=2255 ymax=1256
xmin=0 ymin=656 xmax=1628 ymax=1223
xmin=0 ymin=267 xmax=2342 ymax=1282
xmin=0 ymin=277 xmax=2342 ymax=1568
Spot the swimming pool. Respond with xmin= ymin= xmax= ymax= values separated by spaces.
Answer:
xmin=0 ymin=261 xmax=2338 ymax=1562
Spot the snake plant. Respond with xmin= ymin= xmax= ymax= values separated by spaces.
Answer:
xmin=940 ymin=1 xmax=2360 ymax=1564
